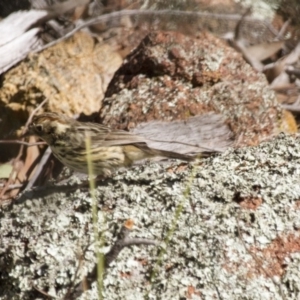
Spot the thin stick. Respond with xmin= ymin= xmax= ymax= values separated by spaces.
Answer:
xmin=0 ymin=140 xmax=46 ymax=146
xmin=0 ymin=183 xmax=23 ymax=190
xmin=25 ymin=98 xmax=49 ymax=128
xmin=35 ymin=9 xmax=277 ymax=53
xmin=24 ymin=146 xmax=52 ymax=191
xmin=65 ymin=220 xmax=158 ymax=299
xmin=277 ymin=18 xmax=291 ymax=40
xmin=85 ymin=135 xmax=104 ymax=299
xmin=0 ymin=98 xmax=48 ymax=199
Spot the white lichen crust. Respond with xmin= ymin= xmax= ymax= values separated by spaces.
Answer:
xmin=1 ymin=133 xmax=300 ymax=299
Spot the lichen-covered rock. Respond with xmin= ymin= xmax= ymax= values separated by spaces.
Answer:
xmin=1 ymin=133 xmax=300 ymax=299
xmin=99 ymin=31 xmax=282 ymax=146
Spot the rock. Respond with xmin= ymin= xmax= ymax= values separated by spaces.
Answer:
xmin=0 ymin=31 xmax=122 ymax=118
xmin=1 ymin=133 xmax=300 ymax=299
xmin=99 ymin=31 xmax=282 ymax=146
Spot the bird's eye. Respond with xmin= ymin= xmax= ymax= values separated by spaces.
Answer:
xmin=35 ymin=124 xmax=43 ymax=132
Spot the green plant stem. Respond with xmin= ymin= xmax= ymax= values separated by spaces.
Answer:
xmin=149 ymin=165 xmax=196 ymax=291
xmin=85 ymin=136 xmax=104 ymax=299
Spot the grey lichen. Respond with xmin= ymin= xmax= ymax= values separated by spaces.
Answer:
xmin=1 ymin=133 xmax=300 ymax=299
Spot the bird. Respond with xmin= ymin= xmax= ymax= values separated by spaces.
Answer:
xmin=25 ymin=112 xmax=197 ymax=176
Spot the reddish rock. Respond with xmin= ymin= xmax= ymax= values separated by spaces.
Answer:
xmin=99 ymin=31 xmax=281 ymax=146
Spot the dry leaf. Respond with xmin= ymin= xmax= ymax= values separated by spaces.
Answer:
xmin=245 ymin=40 xmax=284 ymax=62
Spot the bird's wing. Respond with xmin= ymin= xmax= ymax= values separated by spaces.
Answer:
xmin=86 ymin=123 xmax=148 ymax=147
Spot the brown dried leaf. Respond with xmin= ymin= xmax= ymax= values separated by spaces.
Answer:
xmin=269 ymin=42 xmax=300 ymax=87
xmin=8 ymin=136 xmax=41 ymax=198
xmin=245 ymin=40 xmax=284 ymax=62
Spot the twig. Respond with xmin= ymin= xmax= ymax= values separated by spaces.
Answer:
xmin=0 ymin=183 xmax=23 ymax=190
xmin=285 ymin=66 xmax=300 ymax=78
xmin=277 ymin=18 xmax=291 ymax=40
xmin=0 ymin=98 xmax=48 ymax=199
xmin=33 ymin=285 xmax=57 ymax=299
xmin=65 ymin=219 xmax=158 ymax=299
xmin=281 ymin=103 xmax=300 ymax=113
xmin=25 ymin=98 xmax=49 ymax=128
xmin=0 ymin=140 xmax=46 ymax=146
xmin=64 ymin=241 xmax=94 ymax=299
xmin=263 ymin=62 xmax=277 ymax=72
xmin=35 ymin=9 xmax=277 ymax=53
xmin=24 ymin=146 xmax=52 ymax=191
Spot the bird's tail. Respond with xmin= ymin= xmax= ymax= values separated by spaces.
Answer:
xmin=150 ymin=148 xmax=216 ymax=162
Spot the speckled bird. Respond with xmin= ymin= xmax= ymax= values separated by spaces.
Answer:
xmin=26 ymin=112 xmax=195 ymax=176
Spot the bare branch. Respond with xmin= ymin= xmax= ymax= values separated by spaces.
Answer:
xmin=0 ymin=97 xmax=48 ymax=199
xmin=24 ymin=146 xmax=52 ymax=191
xmin=65 ymin=220 xmax=158 ymax=299
xmin=0 ymin=140 xmax=46 ymax=146
xmin=35 ymin=9 xmax=277 ymax=53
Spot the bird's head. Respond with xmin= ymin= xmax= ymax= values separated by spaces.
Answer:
xmin=26 ymin=113 xmax=73 ymax=145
